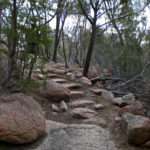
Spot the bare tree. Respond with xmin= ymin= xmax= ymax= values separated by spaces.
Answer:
xmin=52 ymin=0 xmax=68 ymax=62
xmin=78 ymin=0 xmax=104 ymax=76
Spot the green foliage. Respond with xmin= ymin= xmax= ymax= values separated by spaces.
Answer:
xmin=0 ymin=0 xmax=10 ymax=8
xmin=0 ymin=48 xmax=8 ymax=55
xmin=17 ymin=79 xmax=41 ymax=93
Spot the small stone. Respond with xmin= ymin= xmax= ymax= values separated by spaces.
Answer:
xmin=60 ymin=101 xmax=68 ymax=112
xmin=52 ymin=104 xmax=59 ymax=112
xmin=122 ymin=93 xmax=135 ymax=102
xmin=66 ymin=72 xmax=76 ymax=80
xmin=94 ymin=104 xmax=105 ymax=110
xmin=36 ymin=74 xmax=44 ymax=80
xmin=114 ymin=116 xmax=122 ymax=122
xmin=75 ymin=71 xmax=82 ymax=78
xmin=112 ymin=97 xmax=127 ymax=107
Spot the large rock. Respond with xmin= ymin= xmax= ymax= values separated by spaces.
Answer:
xmin=41 ymin=80 xmax=71 ymax=102
xmin=0 ymin=93 xmax=46 ymax=144
xmin=79 ymin=77 xmax=92 ymax=86
xmin=112 ymin=94 xmax=135 ymax=107
xmin=122 ymin=113 xmax=150 ymax=146
xmin=90 ymin=88 xmax=114 ymax=101
xmin=119 ymin=101 xmax=145 ymax=116
xmin=0 ymin=120 xmax=118 ymax=150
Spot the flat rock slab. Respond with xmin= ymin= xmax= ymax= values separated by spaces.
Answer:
xmin=71 ymin=107 xmax=97 ymax=119
xmin=70 ymin=91 xmax=84 ymax=99
xmin=90 ymin=88 xmax=104 ymax=95
xmin=69 ymin=100 xmax=95 ymax=108
xmin=51 ymin=69 xmax=66 ymax=75
xmin=83 ymin=117 xmax=107 ymax=127
xmin=1 ymin=120 xmax=118 ymax=150
xmin=62 ymin=83 xmax=82 ymax=89
xmin=47 ymin=73 xmax=60 ymax=78
xmin=51 ymin=78 xmax=67 ymax=83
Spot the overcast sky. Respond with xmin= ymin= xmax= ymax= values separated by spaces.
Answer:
xmin=49 ymin=4 xmax=150 ymax=32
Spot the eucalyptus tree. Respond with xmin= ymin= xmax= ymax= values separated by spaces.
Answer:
xmin=78 ymin=0 xmax=124 ymax=76
xmin=18 ymin=0 xmax=55 ymax=79
xmin=52 ymin=0 xmax=69 ymax=62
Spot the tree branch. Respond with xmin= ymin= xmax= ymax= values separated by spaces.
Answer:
xmin=110 ymin=62 xmax=150 ymax=90
xmin=78 ymin=0 xmax=93 ymax=24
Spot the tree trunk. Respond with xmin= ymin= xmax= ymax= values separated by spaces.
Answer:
xmin=7 ymin=0 xmax=17 ymax=82
xmin=62 ymin=31 xmax=68 ymax=68
xmin=0 ymin=9 xmax=2 ymax=39
xmin=52 ymin=0 xmax=63 ymax=62
xmin=28 ymin=53 xmax=37 ymax=80
xmin=52 ymin=13 xmax=60 ymax=62
xmin=83 ymin=24 xmax=97 ymax=76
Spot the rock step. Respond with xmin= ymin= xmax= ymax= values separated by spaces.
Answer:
xmin=50 ymin=69 xmax=66 ymax=75
xmin=51 ymin=78 xmax=67 ymax=83
xmin=32 ymin=73 xmax=45 ymax=80
xmin=62 ymin=83 xmax=82 ymax=89
xmin=90 ymin=88 xmax=103 ymax=95
xmin=70 ymin=91 xmax=85 ymax=99
xmin=47 ymin=73 xmax=60 ymax=78
xmin=51 ymin=63 xmax=65 ymax=68
xmin=71 ymin=107 xmax=97 ymax=119
xmin=83 ymin=117 xmax=107 ymax=127
xmin=69 ymin=99 xmax=95 ymax=108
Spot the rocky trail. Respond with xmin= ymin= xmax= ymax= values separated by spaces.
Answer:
xmin=0 ymin=63 xmax=149 ymax=150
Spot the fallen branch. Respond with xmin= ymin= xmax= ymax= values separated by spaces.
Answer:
xmin=109 ymin=62 xmax=150 ymax=90
xmin=91 ymin=76 xmax=124 ymax=84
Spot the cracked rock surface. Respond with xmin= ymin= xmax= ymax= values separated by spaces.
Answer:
xmin=0 ymin=120 xmax=117 ymax=150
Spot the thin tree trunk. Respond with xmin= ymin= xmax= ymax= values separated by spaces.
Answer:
xmin=0 ymin=9 xmax=2 ymax=39
xmin=28 ymin=53 xmax=37 ymax=80
xmin=83 ymin=24 xmax=97 ymax=76
xmin=52 ymin=14 xmax=60 ymax=62
xmin=52 ymin=0 xmax=63 ymax=62
xmin=62 ymin=31 xmax=68 ymax=68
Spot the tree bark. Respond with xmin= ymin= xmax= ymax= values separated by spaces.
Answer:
xmin=7 ymin=0 xmax=17 ymax=82
xmin=52 ymin=0 xmax=63 ymax=62
xmin=52 ymin=12 xmax=60 ymax=62
xmin=83 ymin=24 xmax=97 ymax=76
xmin=62 ymin=31 xmax=68 ymax=68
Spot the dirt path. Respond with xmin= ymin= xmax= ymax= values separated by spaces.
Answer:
xmin=31 ymin=63 xmax=149 ymax=150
